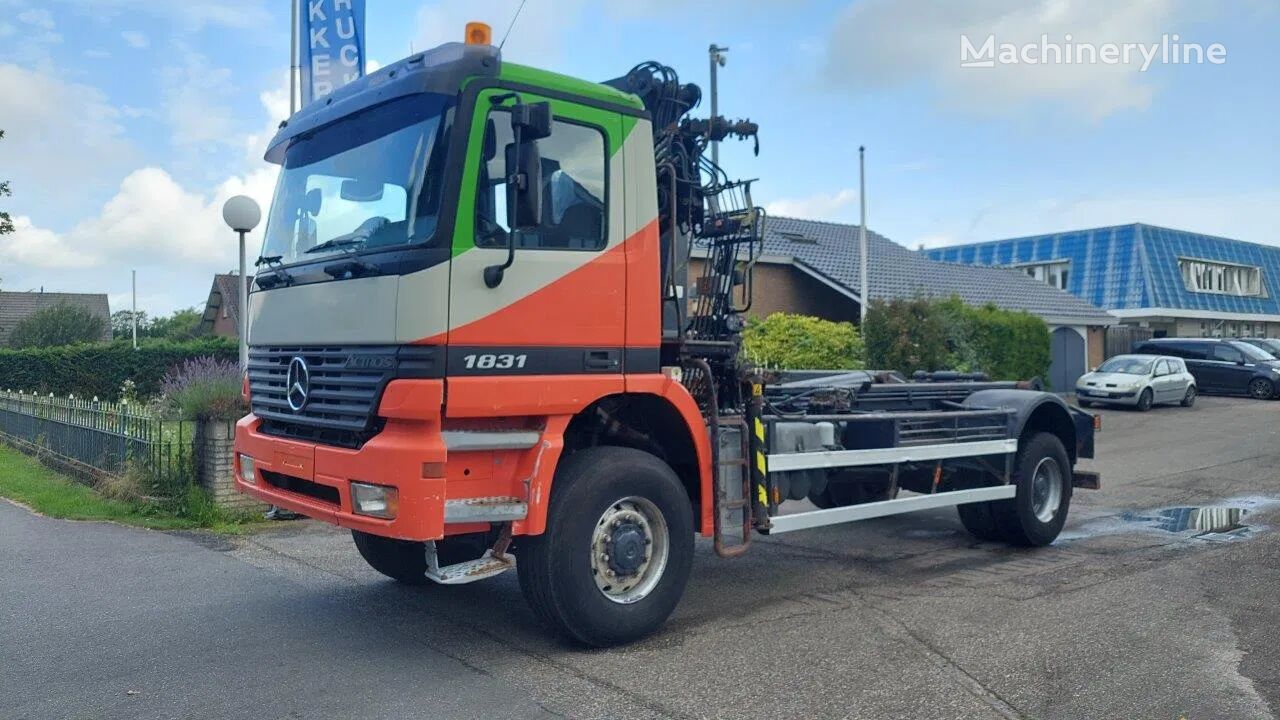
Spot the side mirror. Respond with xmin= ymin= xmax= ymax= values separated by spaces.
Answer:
xmin=505 ymin=139 xmax=543 ymax=230
xmin=1237 ymin=358 xmax=1247 ymax=366
xmin=484 ymin=101 xmax=553 ymax=289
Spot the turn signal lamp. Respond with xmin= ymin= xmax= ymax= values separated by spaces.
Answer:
xmin=465 ymin=22 xmax=492 ymax=46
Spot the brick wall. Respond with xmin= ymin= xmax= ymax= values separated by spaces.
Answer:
xmin=194 ymin=420 xmax=266 ymax=512
xmin=689 ymin=259 xmax=861 ymax=324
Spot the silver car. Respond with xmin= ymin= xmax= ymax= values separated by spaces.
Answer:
xmin=1076 ymin=354 xmax=1197 ymax=411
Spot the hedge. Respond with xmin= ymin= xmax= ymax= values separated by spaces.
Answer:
xmin=0 ymin=338 xmax=238 ymax=400
xmin=864 ymin=296 xmax=1051 ymax=383
xmin=744 ymin=313 xmax=864 ymax=369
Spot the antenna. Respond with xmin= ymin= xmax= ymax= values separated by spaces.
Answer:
xmin=499 ymin=0 xmax=529 ymax=51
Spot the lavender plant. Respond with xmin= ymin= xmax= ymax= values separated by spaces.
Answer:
xmin=155 ymin=356 xmax=246 ymax=420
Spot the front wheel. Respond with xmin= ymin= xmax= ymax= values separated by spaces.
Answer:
xmin=352 ymin=530 xmax=491 ymax=585
xmin=988 ymin=432 xmax=1073 ymax=547
xmin=517 ymin=446 xmax=694 ymax=647
xmin=1248 ymin=378 xmax=1274 ymax=400
xmin=1136 ymin=388 xmax=1153 ymax=411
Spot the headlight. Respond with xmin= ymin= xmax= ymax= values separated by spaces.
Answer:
xmin=238 ymin=453 xmax=257 ymax=484
xmin=351 ymin=482 xmax=399 ymax=519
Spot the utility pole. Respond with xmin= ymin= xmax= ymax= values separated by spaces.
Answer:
xmin=858 ymin=146 xmax=869 ymax=325
xmin=131 ymin=269 xmax=138 ymax=350
xmin=290 ymin=0 xmax=299 ymax=115
xmin=708 ymin=44 xmax=728 ymax=166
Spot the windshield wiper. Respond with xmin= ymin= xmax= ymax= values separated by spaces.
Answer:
xmin=254 ymin=255 xmax=295 ymax=290
xmin=304 ymin=236 xmax=366 ymax=255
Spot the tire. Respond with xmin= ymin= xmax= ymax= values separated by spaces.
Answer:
xmin=990 ymin=432 xmax=1072 ymax=547
xmin=953 ymin=469 xmax=1008 ymax=542
xmin=1077 ymin=399 xmax=1092 ymax=409
xmin=1248 ymin=378 xmax=1274 ymax=400
xmin=517 ymin=446 xmax=694 ymax=647
xmin=352 ymin=530 xmax=489 ymax=585
xmin=1181 ymin=386 xmax=1197 ymax=407
xmin=1136 ymin=388 xmax=1153 ymax=412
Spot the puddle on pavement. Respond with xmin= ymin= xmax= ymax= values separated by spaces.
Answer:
xmin=1120 ymin=506 xmax=1247 ymax=535
xmin=1059 ymin=496 xmax=1278 ymax=543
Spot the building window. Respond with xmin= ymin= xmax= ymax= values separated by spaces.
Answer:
xmin=1179 ymin=258 xmax=1263 ymax=296
xmin=1020 ymin=261 xmax=1070 ymax=290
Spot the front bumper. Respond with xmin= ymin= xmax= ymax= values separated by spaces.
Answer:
xmin=234 ymin=380 xmax=449 ymax=541
xmin=1076 ymin=387 xmax=1139 ymax=405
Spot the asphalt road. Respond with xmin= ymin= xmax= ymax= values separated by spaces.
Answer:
xmin=3 ymin=395 xmax=1279 ymax=719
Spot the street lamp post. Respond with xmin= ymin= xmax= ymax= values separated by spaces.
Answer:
xmin=708 ymin=44 xmax=728 ymax=166
xmin=221 ymin=196 xmax=262 ymax=370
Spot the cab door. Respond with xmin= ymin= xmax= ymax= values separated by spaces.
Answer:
xmin=443 ymin=88 xmax=627 ymax=404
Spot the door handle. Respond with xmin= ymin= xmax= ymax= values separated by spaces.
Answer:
xmin=584 ymin=349 xmax=620 ymax=372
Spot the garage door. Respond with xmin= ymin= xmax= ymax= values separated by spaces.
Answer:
xmin=1050 ymin=327 xmax=1085 ymax=393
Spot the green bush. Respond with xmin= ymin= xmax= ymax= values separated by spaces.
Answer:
xmin=864 ymin=296 xmax=1050 ymax=382
xmin=0 ymin=337 xmax=238 ymax=400
xmin=862 ymin=297 xmax=950 ymax=375
xmin=744 ymin=313 xmax=864 ymax=369
xmin=7 ymin=303 xmax=106 ymax=349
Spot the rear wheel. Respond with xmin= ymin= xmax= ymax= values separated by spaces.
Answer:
xmin=1136 ymin=388 xmax=1153 ymax=411
xmin=990 ymin=432 xmax=1073 ymax=547
xmin=1181 ymin=385 xmax=1197 ymax=407
xmin=352 ymin=531 xmax=490 ymax=585
xmin=809 ymin=470 xmax=897 ymax=508
xmin=1248 ymin=378 xmax=1274 ymax=400
xmin=517 ymin=446 xmax=693 ymax=647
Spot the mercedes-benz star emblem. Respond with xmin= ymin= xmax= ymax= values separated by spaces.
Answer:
xmin=286 ymin=356 xmax=311 ymax=412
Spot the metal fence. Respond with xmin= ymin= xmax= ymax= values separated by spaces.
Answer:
xmin=0 ymin=390 xmax=193 ymax=490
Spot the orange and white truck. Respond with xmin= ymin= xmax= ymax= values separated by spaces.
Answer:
xmin=234 ymin=26 xmax=1100 ymax=646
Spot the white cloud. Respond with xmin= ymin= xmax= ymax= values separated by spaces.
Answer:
xmin=121 ymin=30 xmax=149 ymax=49
xmin=0 ymin=216 xmax=95 ymax=268
xmin=765 ymin=188 xmax=860 ymax=221
xmin=17 ymin=9 xmax=56 ymax=30
xmin=37 ymin=0 xmax=271 ymax=32
xmin=823 ymin=0 xmax=1190 ymax=119
xmin=160 ymin=46 xmax=236 ymax=149
xmin=0 ymin=63 xmax=135 ymax=202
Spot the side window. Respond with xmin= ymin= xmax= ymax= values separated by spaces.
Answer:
xmin=474 ymin=109 xmax=607 ymax=251
xmin=1155 ymin=359 xmax=1170 ymax=375
xmin=1212 ymin=344 xmax=1242 ymax=363
xmin=1179 ymin=342 xmax=1207 ymax=360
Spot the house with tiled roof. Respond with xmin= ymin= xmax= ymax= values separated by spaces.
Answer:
xmin=198 ymin=274 xmax=242 ymax=339
xmin=926 ymin=223 xmax=1280 ymax=341
xmin=0 ymin=290 xmax=112 ymax=346
xmin=691 ymin=216 xmax=1115 ymax=390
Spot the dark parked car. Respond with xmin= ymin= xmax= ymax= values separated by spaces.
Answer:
xmin=1238 ymin=337 xmax=1280 ymax=358
xmin=1133 ymin=338 xmax=1280 ymax=399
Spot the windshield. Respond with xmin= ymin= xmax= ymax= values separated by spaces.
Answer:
xmin=1253 ymin=339 xmax=1280 ymax=355
xmin=1097 ymin=356 xmax=1154 ymax=375
xmin=260 ymin=93 xmax=455 ymax=266
xmin=1232 ymin=341 xmax=1275 ymax=361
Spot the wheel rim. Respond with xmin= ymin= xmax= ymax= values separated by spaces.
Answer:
xmin=1139 ymin=390 xmax=1151 ymax=409
xmin=1030 ymin=456 xmax=1063 ymax=523
xmin=1185 ymin=387 xmax=1196 ymax=404
xmin=590 ymin=496 xmax=669 ymax=605
xmin=1250 ymin=379 xmax=1271 ymax=399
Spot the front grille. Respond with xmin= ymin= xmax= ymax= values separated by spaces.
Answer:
xmin=249 ymin=345 xmax=439 ymax=449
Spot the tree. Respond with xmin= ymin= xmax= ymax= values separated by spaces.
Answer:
xmin=111 ymin=310 xmax=151 ymax=339
xmin=148 ymin=307 xmax=204 ymax=341
xmin=7 ymin=303 xmax=106 ymax=349
xmin=0 ymin=130 xmax=12 ymax=237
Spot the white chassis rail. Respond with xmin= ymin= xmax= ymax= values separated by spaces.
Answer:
xmin=765 ymin=438 xmax=1019 ymax=534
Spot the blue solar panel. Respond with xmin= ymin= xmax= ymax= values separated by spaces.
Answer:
xmin=923 ymin=224 xmax=1280 ymax=316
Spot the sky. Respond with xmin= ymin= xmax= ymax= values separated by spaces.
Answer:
xmin=0 ymin=0 xmax=1277 ymax=316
